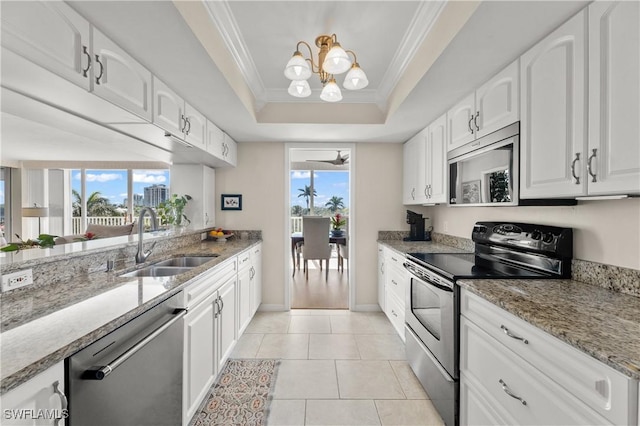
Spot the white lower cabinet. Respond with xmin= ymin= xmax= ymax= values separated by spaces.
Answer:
xmin=237 ymin=249 xmax=252 ymax=335
xmin=377 ymin=244 xmax=385 ymax=311
xmin=460 ymin=289 xmax=638 ymax=425
xmin=249 ymin=243 xmax=262 ymax=316
xmin=381 ymin=246 xmax=406 ymax=340
xmin=0 ymin=362 xmax=67 ymax=426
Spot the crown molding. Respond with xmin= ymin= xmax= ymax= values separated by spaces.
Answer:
xmin=375 ymin=1 xmax=446 ymax=109
xmin=202 ymin=1 xmax=266 ymax=102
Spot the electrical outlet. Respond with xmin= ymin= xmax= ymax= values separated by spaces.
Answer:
xmin=2 ymin=269 xmax=34 ymax=292
xmin=443 ymin=221 xmax=449 ymax=232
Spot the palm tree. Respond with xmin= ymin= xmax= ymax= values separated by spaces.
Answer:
xmin=72 ymin=190 xmax=121 ymax=217
xmin=291 ymin=205 xmax=304 ymax=216
xmin=297 ymin=185 xmax=317 ymax=212
xmin=325 ymin=196 xmax=345 ymax=213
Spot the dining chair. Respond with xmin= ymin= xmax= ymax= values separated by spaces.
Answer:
xmin=337 ymin=217 xmax=349 ymax=272
xmin=301 ymin=216 xmax=331 ymax=280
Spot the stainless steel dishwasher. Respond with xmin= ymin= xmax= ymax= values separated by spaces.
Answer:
xmin=66 ymin=292 xmax=185 ymax=426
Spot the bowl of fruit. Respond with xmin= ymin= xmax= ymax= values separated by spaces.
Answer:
xmin=208 ymin=228 xmax=233 ymax=242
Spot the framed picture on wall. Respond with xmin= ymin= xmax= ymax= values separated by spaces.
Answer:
xmin=221 ymin=194 xmax=242 ymax=210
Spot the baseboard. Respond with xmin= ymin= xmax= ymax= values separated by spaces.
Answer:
xmin=257 ymin=304 xmax=287 ymax=312
xmin=353 ymin=304 xmax=383 ymax=312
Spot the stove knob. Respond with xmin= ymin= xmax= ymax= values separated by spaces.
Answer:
xmin=542 ymin=233 xmax=554 ymax=243
xmin=531 ymin=230 xmax=541 ymax=240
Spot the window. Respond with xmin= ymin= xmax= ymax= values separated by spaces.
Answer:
xmin=0 ymin=167 xmax=10 ymax=240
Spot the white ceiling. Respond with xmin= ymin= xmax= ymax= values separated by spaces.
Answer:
xmin=2 ymin=0 xmax=590 ymax=164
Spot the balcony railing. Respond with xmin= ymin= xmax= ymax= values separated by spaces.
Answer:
xmin=72 ymin=216 xmax=154 ymax=234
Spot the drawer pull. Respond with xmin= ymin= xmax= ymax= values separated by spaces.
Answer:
xmin=501 ymin=325 xmax=529 ymax=344
xmin=499 ymin=379 xmax=527 ymax=406
xmin=391 ymin=310 xmax=398 ymax=318
xmin=391 ymin=279 xmax=398 ymax=286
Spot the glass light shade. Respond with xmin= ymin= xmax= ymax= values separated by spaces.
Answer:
xmin=322 ymin=43 xmax=351 ymax=75
xmin=288 ymin=80 xmax=311 ymax=98
xmin=343 ymin=64 xmax=369 ymax=90
xmin=320 ymin=79 xmax=343 ymax=102
xmin=284 ymin=52 xmax=312 ymax=80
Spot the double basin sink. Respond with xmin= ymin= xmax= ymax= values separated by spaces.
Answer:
xmin=119 ymin=255 xmax=218 ymax=278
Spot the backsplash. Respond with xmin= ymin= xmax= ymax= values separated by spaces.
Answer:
xmin=378 ymin=230 xmax=640 ymax=298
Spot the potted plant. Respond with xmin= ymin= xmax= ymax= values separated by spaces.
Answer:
xmin=157 ymin=194 xmax=192 ymax=232
xmin=330 ymin=213 xmax=346 ymax=237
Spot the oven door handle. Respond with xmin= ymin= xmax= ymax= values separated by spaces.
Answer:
xmin=403 ymin=263 xmax=453 ymax=292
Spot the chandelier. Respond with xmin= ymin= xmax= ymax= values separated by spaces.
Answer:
xmin=284 ymin=34 xmax=368 ymax=102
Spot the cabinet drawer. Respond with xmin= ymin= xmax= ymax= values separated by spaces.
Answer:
xmin=384 ymin=248 xmax=404 ymax=269
xmin=237 ymin=249 xmax=251 ymax=271
xmin=461 ymin=316 xmax=611 ymax=425
xmin=183 ymin=258 xmax=237 ymax=308
xmin=461 ymin=290 xmax=635 ymax=425
xmin=385 ymin=262 xmax=406 ymax=302
xmin=385 ymin=288 xmax=405 ymax=340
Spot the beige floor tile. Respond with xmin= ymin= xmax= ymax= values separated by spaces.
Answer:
xmin=273 ymin=360 xmax=339 ymax=399
xmin=367 ymin=313 xmax=397 ymax=334
xmin=245 ymin=312 xmax=291 ymax=333
xmin=375 ymin=399 xmax=444 ymax=425
xmin=336 ymin=360 xmax=405 ymax=399
xmin=267 ymin=400 xmax=306 ymax=425
xmin=306 ymin=400 xmax=381 ymax=425
xmin=230 ymin=333 xmax=263 ymax=358
xmin=255 ymin=333 xmax=309 ymax=359
xmin=289 ymin=315 xmax=332 ymax=333
xmin=309 ymin=334 xmax=360 ymax=359
xmin=389 ymin=360 xmax=428 ymax=399
xmin=330 ymin=315 xmax=375 ymax=333
xmin=291 ymin=308 xmax=350 ymax=316
xmin=355 ymin=334 xmax=406 ymax=359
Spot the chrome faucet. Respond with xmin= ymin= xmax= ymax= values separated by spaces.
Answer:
xmin=135 ymin=207 xmax=158 ymax=264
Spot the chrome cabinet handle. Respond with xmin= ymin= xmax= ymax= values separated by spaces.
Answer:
xmin=427 ymin=185 xmax=432 ymax=198
xmin=185 ymin=118 xmax=191 ymax=135
xmin=391 ymin=279 xmax=398 ymax=286
xmin=82 ymin=46 xmax=91 ymax=77
xmin=52 ymin=380 xmax=68 ymax=426
xmin=499 ymin=379 xmax=527 ymax=405
xmin=474 ymin=111 xmax=480 ymax=131
xmin=570 ymin=153 xmax=581 ymax=184
xmin=214 ymin=297 xmax=220 ymax=318
xmin=218 ymin=295 xmax=224 ymax=313
xmin=424 ymin=186 xmax=429 ymax=197
xmin=500 ymin=325 xmax=529 ymax=344
xmin=391 ymin=309 xmax=398 ymax=318
xmin=587 ymin=148 xmax=597 ymax=182
xmin=181 ymin=115 xmax=187 ymax=133
xmin=411 ymin=188 xmax=415 ymax=200
xmin=468 ymin=116 xmax=475 ymax=134
xmin=94 ymin=54 xmax=104 ymax=84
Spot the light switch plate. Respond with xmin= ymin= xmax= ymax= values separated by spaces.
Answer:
xmin=2 ymin=269 xmax=34 ymax=291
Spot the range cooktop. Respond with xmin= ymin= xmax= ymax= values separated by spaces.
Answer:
xmin=406 ymin=252 xmax=552 ymax=281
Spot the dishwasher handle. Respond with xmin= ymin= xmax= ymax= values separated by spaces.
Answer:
xmin=83 ymin=308 xmax=187 ymax=380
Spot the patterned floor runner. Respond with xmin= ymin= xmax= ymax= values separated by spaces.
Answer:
xmin=190 ymin=359 xmax=280 ymax=426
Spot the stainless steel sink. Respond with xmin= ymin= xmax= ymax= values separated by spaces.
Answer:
xmin=119 ymin=255 xmax=218 ymax=278
xmin=154 ymin=255 xmax=218 ymax=268
xmin=120 ymin=266 xmax=194 ymax=278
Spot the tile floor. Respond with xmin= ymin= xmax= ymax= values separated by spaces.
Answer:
xmin=230 ymin=309 xmax=445 ymax=426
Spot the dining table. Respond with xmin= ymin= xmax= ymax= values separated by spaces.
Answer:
xmin=291 ymin=232 xmax=347 ymax=274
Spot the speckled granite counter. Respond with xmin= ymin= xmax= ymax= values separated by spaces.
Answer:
xmin=458 ymin=278 xmax=640 ymax=380
xmin=0 ymin=238 xmax=260 ymax=394
xmin=377 ymin=240 xmax=471 ymax=255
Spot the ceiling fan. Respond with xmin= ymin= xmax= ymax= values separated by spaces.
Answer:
xmin=306 ymin=150 xmax=349 ymax=166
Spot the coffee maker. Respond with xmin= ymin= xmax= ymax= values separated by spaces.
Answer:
xmin=403 ymin=210 xmax=431 ymax=241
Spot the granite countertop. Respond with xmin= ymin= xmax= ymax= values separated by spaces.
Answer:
xmin=0 ymin=238 xmax=260 ymax=394
xmin=378 ymin=239 xmax=471 ymax=255
xmin=458 ymin=278 xmax=640 ymax=380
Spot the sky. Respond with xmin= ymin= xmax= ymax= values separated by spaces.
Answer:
xmin=72 ymin=169 xmax=170 ymax=205
xmin=290 ymin=170 xmax=349 ymax=210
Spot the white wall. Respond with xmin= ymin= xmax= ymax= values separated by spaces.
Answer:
xmin=426 ymin=199 xmax=640 ymax=270
xmin=214 ymin=142 xmax=407 ymax=309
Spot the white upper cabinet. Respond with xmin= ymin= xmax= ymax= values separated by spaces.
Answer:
xmin=403 ymin=131 xmax=425 ymax=204
xmin=223 ymin=133 xmax=238 ymax=167
xmin=587 ymin=0 xmax=640 ymax=195
xmin=0 ymin=1 xmax=91 ymax=90
xmin=425 ymin=113 xmax=448 ymax=204
xmin=91 ymin=27 xmax=153 ymax=122
xmin=475 ymin=60 xmax=519 ymax=138
xmin=447 ymin=60 xmax=519 ymax=152
xmin=184 ymin=103 xmax=207 ymax=151
xmin=153 ymin=76 xmax=184 ymax=137
xmin=447 ymin=93 xmax=476 ymax=151
xmin=207 ymin=120 xmax=226 ymax=159
xmin=520 ymin=10 xmax=587 ymax=198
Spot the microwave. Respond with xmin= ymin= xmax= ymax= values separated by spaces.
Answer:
xmin=448 ymin=122 xmax=519 ymax=206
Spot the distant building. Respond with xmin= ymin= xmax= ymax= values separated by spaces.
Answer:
xmin=144 ymin=184 xmax=168 ymax=207
xmin=125 ymin=194 xmax=144 ymax=207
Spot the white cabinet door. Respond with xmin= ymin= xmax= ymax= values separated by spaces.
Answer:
xmin=183 ymin=293 xmax=216 ymax=424
xmin=588 ymin=0 xmax=640 ymax=195
xmin=447 ymin=92 xmax=476 ymax=151
xmin=1 ymin=1 xmax=91 ymax=91
xmin=426 ymin=113 xmax=448 ymax=204
xmin=91 ymin=27 xmax=153 ymax=121
xmin=1 ymin=362 xmax=67 ymax=426
xmin=216 ymin=277 xmax=237 ymax=373
xmin=520 ymin=10 xmax=587 ymax=198
xmin=475 ymin=60 xmax=519 ymax=139
xmin=153 ymin=76 xmax=185 ymax=137
xmin=250 ymin=243 xmax=262 ymax=316
xmin=206 ymin=120 xmax=225 ymax=160
xmin=202 ymin=165 xmax=215 ymax=229
xmin=184 ymin=103 xmax=207 ymax=151
xmin=403 ymin=133 xmax=422 ymax=204
xmin=237 ymin=260 xmax=252 ymax=335
xmin=377 ymin=245 xmax=385 ymax=311
xmin=223 ymin=133 xmax=238 ymax=166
